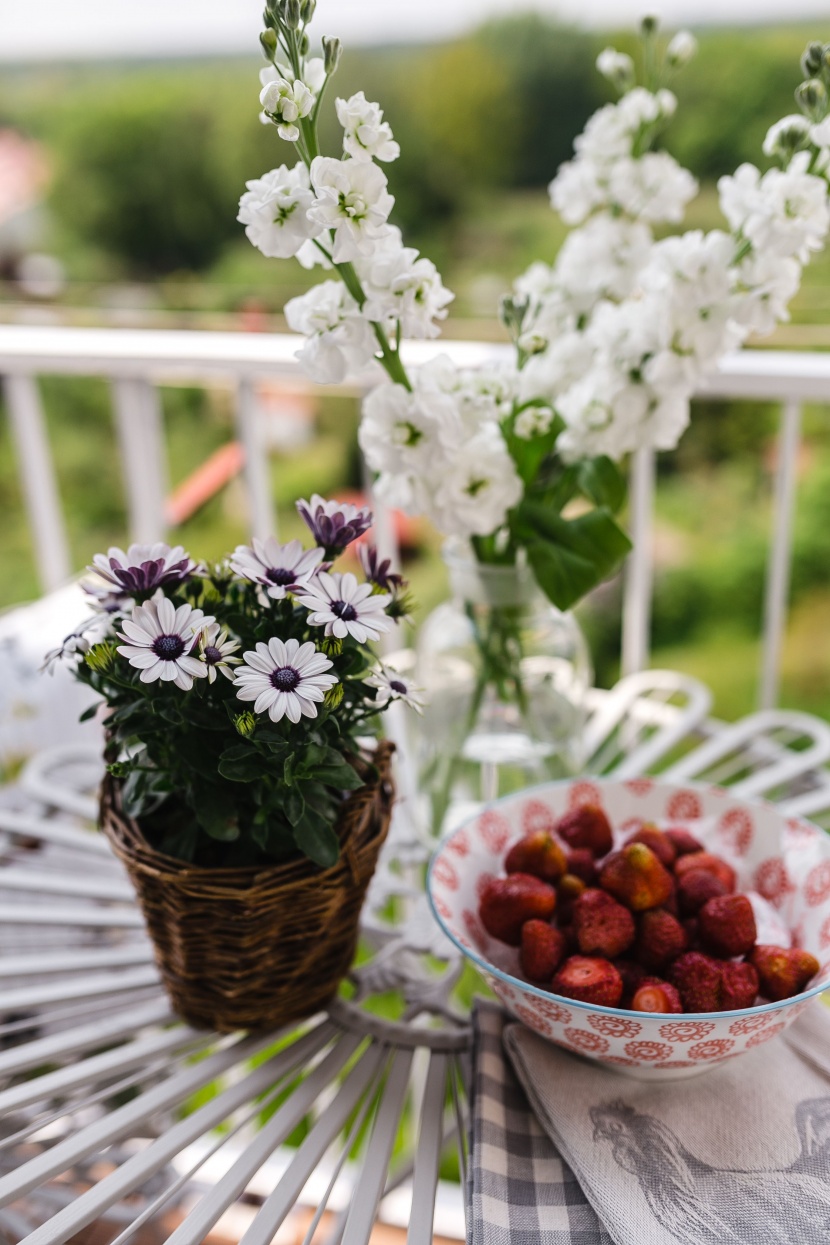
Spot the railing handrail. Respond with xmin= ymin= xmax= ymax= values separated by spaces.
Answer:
xmin=1 ymin=323 xmax=827 ymax=710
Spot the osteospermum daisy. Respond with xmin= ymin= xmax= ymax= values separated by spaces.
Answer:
xmin=296 ymin=494 xmax=373 ymax=552
xmin=88 ymin=543 xmax=197 ymax=596
xmin=198 ymin=624 xmax=241 ymax=683
xmin=233 ymin=637 xmax=338 ymax=723
xmin=365 ymin=667 xmax=425 ymax=713
xmin=296 ymin=571 xmax=392 ymax=643
xmin=116 ymin=595 xmax=213 ymax=690
xmin=229 ymin=537 xmax=324 ymax=600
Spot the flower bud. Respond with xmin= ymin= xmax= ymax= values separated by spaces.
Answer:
xmin=796 ymin=78 xmax=827 ymax=121
xmin=499 ymin=293 xmax=529 ymax=335
xmin=321 ymin=635 xmax=343 ymax=657
xmin=641 ymin=14 xmax=659 ymax=36
xmin=234 ymin=711 xmax=257 ymax=738
xmin=284 ymin=0 xmax=301 ymax=30
xmin=298 ymin=31 xmax=309 ymax=56
xmin=596 ymin=47 xmax=635 ymax=91
xmin=322 ymin=36 xmax=341 ymax=75
xmin=259 ymin=28 xmax=278 ymax=57
xmin=802 ymin=41 xmax=824 ymax=78
xmin=262 ymin=7 xmax=278 ymax=30
xmin=517 ymin=330 xmax=548 ymax=357
xmin=85 ymin=642 xmax=116 ymax=674
xmin=324 ymin=683 xmax=344 ymax=709
xmin=301 ymin=0 xmax=316 ymax=21
xmin=666 ymin=30 xmax=697 ymax=68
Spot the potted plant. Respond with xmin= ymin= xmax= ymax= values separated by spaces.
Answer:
xmin=48 ymin=496 xmax=418 ymax=1031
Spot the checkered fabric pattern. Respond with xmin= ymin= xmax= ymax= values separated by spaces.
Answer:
xmin=467 ymin=1001 xmax=614 ymax=1245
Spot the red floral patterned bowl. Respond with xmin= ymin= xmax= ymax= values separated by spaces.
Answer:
xmin=427 ymin=777 xmax=830 ymax=1079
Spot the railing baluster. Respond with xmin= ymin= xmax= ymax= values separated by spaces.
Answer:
xmin=621 ymin=445 xmax=655 ymax=677
xmin=112 ymin=377 xmax=168 ymax=544
xmin=235 ymin=377 xmax=277 ymax=540
xmin=3 ymin=373 xmax=71 ymax=592
xmin=759 ymin=399 xmax=802 ymax=711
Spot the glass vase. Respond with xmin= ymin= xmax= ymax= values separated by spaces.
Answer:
xmin=414 ymin=545 xmax=592 ymax=836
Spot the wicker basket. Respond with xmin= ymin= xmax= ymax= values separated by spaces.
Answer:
xmin=100 ymin=742 xmax=395 ymax=1032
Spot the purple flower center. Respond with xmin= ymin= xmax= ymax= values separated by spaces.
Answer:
xmin=331 ymin=600 xmax=358 ymax=622
xmin=153 ymin=634 xmax=185 ymax=660
xmin=390 ymin=679 xmax=408 ymax=695
xmin=270 ymin=665 xmax=300 ymax=692
xmin=265 ymin=566 xmax=296 ymax=587
xmin=203 ymin=645 xmax=223 ymax=664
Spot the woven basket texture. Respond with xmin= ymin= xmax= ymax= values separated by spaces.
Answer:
xmin=100 ymin=741 xmax=395 ymax=1032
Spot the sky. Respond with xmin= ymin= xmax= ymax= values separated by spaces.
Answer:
xmin=1 ymin=0 xmax=830 ymax=62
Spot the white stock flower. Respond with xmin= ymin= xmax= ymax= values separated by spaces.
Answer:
xmin=596 ymin=48 xmax=634 ymax=87
xmin=608 ymin=152 xmax=697 ymax=223
xmin=518 ymin=331 xmax=596 ymax=404
xmin=731 ymin=252 xmax=802 ymax=335
xmin=810 ymin=117 xmax=830 ymax=149
xmin=285 ymin=281 xmax=377 ymax=383
xmin=429 ymin=425 xmax=523 ymax=539
xmin=666 ymin=31 xmax=698 ymax=66
xmin=336 ymin=91 xmax=400 ymax=163
xmin=763 ymin=115 xmax=811 ymax=159
xmin=237 ymin=164 xmax=319 ymax=259
xmin=415 ymin=354 xmax=517 ymax=424
xmin=719 ymin=159 xmax=830 ymax=262
xmin=514 ymin=405 xmax=554 ymax=440
xmin=557 ymin=365 xmax=690 ymax=462
xmin=359 ymin=381 xmax=463 ymax=484
xmin=549 ymin=159 xmax=606 ymax=225
xmin=308 ymin=157 xmax=394 ymax=262
xmin=358 ymin=231 xmax=454 ymax=337
xmin=553 ymin=215 xmax=654 ymax=315
xmin=259 ymin=75 xmax=314 ymax=142
xmin=260 ymin=60 xmax=325 ymax=95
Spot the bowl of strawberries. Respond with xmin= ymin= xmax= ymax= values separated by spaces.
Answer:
xmin=427 ymin=777 xmax=830 ymax=1078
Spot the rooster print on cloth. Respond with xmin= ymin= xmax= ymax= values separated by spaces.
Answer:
xmin=591 ymin=1098 xmax=830 ymax=1245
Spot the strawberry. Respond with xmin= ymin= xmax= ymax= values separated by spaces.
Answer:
xmin=670 ymin=951 xmax=724 ymax=1012
xmin=505 ymin=831 xmax=567 ymax=883
xmin=566 ymin=848 xmax=598 ymax=886
xmin=599 ymin=843 xmax=674 ymax=911
xmin=636 ymin=908 xmax=688 ymax=971
xmin=631 ymin=978 xmax=683 ymax=1014
xmin=615 ymin=957 xmax=649 ymax=1005
xmin=520 ymin=920 xmax=567 ymax=981
xmin=623 ymin=824 xmax=676 ymax=869
xmin=551 ymin=955 xmax=623 ymax=1007
xmin=721 ymin=961 xmax=759 ymax=1010
xmin=677 ymin=868 xmax=729 ymax=916
xmin=555 ymin=804 xmax=613 ymax=857
xmin=674 ymin=851 xmax=736 ymax=893
xmin=555 ymin=872 xmax=586 ymax=925
xmin=479 ymin=874 xmax=557 ymax=946
xmin=664 ymin=827 xmax=704 ymax=857
xmin=572 ymin=888 xmax=636 ymax=958
xmin=698 ymin=894 xmax=757 ymax=958
xmin=750 ymin=945 xmax=820 ymax=1002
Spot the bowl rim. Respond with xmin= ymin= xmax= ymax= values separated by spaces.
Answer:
xmin=426 ymin=774 xmax=830 ymax=1023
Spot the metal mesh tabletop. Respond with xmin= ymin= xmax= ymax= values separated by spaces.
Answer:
xmin=2 ymin=670 xmax=830 ymax=1245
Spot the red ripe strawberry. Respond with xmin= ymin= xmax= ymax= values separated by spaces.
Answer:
xmin=721 ymin=961 xmax=759 ymax=1010
xmin=505 ymin=832 xmax=567 ymax=883
xmin=599 ymin=843 xmax=674 ymax=912
xmin=479 ymin=874 xmax=556 ymax=946
xmin=555 ymin=804 xmax=613 ymax=857
xmin=636 ymin=908 xmax=688 ymax=971
xmin=662 ymin=884 xmax=680 ymax=918
xmin=674 ymin=851 xmax=736 ymax=893
xmin=555 ymin=873 xmax=586 ymax=925
xmin=664 ymin=827 xmax=704 ymax=857
xmin=631 ymin=978 xmax=683 ymax=1014
xmin=750 ymin=945 xmax=820 ymax=1002
xmin=566 ymin=848 xmax=598 ymax=886
xmin=623 ymin=824 xmax=676 ymax=869
xmin=677 ymin=868 xmax=729 ymax=916
xmin=698 ymin=894 xmax=757 ymax=958
xmin=670 ymin=951 xmax=724 ymax=1012
xmin=520 ymin=920 xmax=567 ymax=981
xmin=615 ymin=958 xmax=649 ymax=1005
xmin=551 ymin=955 xmax=623 ymax=1007
xmin=572 ymin=889 xmax=636 ymax=958
xmin=681 ymin=916 xmax=700 ymax=948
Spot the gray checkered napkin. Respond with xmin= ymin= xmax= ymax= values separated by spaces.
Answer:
xmin=467 ymin=1000 xmax=613 ymax=1245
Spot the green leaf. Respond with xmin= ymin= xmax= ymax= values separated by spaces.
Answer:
xmin=308 ymin=760 xmax=365 ymax=791
xmin=79 ymin=703 xmax=99 ymax=723
xmin=218 ymin=743 xmax=263 ymax=783
xmin=284 ymin=786 xmax=305 ymax=826
xmin=190 ymin=784 xmax=240 ymax=841
xmin=521 ymin=503 xmax=632 ymax=610
xmin=293 ymin=807 xmax=339 ymax=868
xmin=576 ymin=456 xmax=627 ymax=512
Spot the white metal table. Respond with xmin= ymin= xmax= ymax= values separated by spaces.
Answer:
xmin=3 ymin=670 xmax=830 ymax=1245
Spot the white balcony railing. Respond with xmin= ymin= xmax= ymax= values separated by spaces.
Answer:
xmin=3 ymin=323 xmax=830 ymax=711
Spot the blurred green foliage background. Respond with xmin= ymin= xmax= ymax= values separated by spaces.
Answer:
xmin=2 ymin=14 xmax=830 ymax=724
